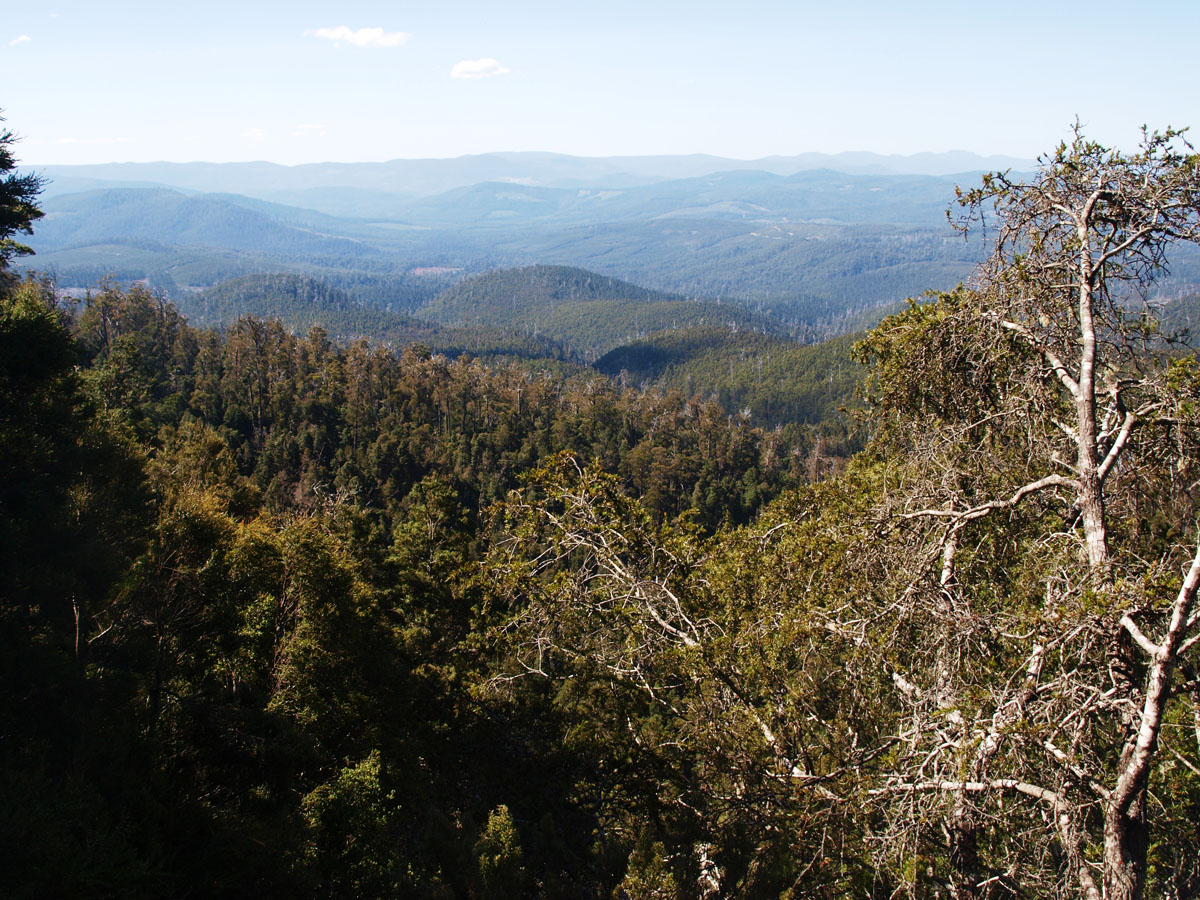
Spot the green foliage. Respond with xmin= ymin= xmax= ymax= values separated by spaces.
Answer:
xmin=0 ymin=276 xmax=149 ymax=637
xmin=474 ymin=804 xmax=526 ymax=898
xmin=0 ymin=112 xmax=44 ymax=271
xmin=301 ymin=752 xmax=402 ymax=896
xmin=75 ymin=282 xmax=198 ymax=440
xmin=613 ymin=840 xmax=681 ymax=900
xmin=853 ymin=289 xmax=1030 ymax=425
xmin=12 ymin=123 xmax=1200 ymax=899
xmin=597 ymin=325 xmax=863 ymax=429
xmin=0 ymin=277 xmax=159 ymax=897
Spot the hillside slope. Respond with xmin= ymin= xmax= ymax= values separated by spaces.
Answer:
xmin=34 ymin=189 xmax=378 ymax=260
xmin=595 ymin=326 xmax=863 ymax=427
xmin=417 ymin=265 xmax=775 ymax=357
xmin=181 ymin=273 xmax=570 ymax=361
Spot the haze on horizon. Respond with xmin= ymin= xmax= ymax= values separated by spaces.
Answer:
xmin=3 ymin=0 xmax=1198 ymax=168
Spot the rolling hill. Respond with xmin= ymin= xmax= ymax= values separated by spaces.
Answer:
xmin=178 ymin=273 xmax=569 ymax=361
xmin=416 ymin=265 xmax=777 ymax=358
xmin=33 ymin=188 xmax=377 ymax=260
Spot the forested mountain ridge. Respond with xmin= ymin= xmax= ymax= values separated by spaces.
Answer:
xmin=169 ymin=268 xmax=860 ymax=428
xmin=181 ymin=272 xmax=588 ymax=362
xmin=415 ymin=264 xmax=778 ymax=358
xmin=368 ymin=169 xmax=962 ymax=229
xmin=182 ymin=273 xmax=438 ymax=343
xmin=170 ymin=267 xmax=788 ymax=373
xmin=420 ymin=264 xmax=681 ymax=314
xmin=25 ymin=159 xmax=1200 ymax=337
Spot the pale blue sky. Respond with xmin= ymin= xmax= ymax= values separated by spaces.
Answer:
xmin=3 ymin=0 xmax=1197 ymax=165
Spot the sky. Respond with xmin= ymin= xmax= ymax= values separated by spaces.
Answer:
xmin=3 ymin=0 xmax=1199 ymax=166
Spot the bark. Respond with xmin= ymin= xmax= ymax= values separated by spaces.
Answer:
xmin=1075 ymin=218 xmax=1110 ymax=575
xmin=948 ymin=802 xmax=983 ymax=900
xmin=1102 ymin=541 xmax=1200 ymax=900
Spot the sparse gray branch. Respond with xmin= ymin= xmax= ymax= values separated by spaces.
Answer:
xmin=901 ymin=473 xmax=1076 ymax=524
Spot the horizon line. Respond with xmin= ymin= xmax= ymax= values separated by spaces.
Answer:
xmin=25 ymin=147 xmax=1038 ymax=170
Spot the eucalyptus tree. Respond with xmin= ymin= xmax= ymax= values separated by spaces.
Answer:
xmin=855 ymin=126 xmax=1200 ymax=899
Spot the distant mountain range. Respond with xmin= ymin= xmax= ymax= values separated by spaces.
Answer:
xmin=22 ymin=148 xmax=1199 ymax=342
xmin=30 ymin=149 xmax=1035 ymax=215
xmin=22 ymin=166 xmax=991 ymax=320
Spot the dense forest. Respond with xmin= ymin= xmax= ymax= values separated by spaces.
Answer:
xmin=5 ymin=121 xmax=1200 ymax=900
xmin=0 ymin=273 xmax=854 ymax=899
xmin=594 ymin=327 xmax=862 ymax=428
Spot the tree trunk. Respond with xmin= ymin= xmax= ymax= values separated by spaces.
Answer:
xmin=1103 ymin=792 xmax=1149 ymax=900
xmin=949 ymin=802 xmax=983 ymax=900
xmin=1074 ymin=263 xmax=1110 ymax=575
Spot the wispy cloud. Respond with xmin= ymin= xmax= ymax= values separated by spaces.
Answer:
xmin=9 ymin=35 xmax=32 ymax=46
xmin=241 ymin=128 xmax=267 ymax=142
xmin=450 ymin=58 xmax=510 ymax=79
xmin=307 ymin=26 xmax=410 ymax=48
xmin=292 ymin=123 xmax=327 ymax=138
xmin=56 ymin=136 xmax=130 ymax=145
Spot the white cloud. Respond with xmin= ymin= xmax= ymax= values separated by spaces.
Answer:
xmin=9 ymin=35 xmax=32 ymax=46
xmin=450 ymin=58 xmax=511 ymax=79
xmin=292 ymin=123 xmax=327 ymax=138
xmin=241 ymin=128 xmax=267 ymax=142
xmin=307 ymin=26 xmax=409 ymax=48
